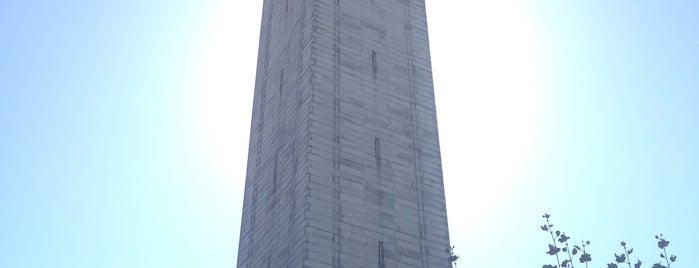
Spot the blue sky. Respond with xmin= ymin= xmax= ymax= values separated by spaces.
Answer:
xmin=431 ymin=1 xmax=698 ymax=267
xmin=1 ymin=0 xmax=697 ymax=267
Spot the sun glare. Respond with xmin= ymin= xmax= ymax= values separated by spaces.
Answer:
xmin=430 ymin=0 xmax=549 ymax=223
xmin=189 ymin=0 xmax=259 ymax=182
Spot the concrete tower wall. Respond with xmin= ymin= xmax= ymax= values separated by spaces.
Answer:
xmin=238 ymin=0 xmax=451 ymax=267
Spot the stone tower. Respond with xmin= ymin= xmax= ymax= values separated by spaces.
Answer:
xmin=237 ymin=0 xmax=452 ymax=267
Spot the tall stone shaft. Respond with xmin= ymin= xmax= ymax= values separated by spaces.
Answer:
xmin=237 ymin=0 xmax=451 ymax=267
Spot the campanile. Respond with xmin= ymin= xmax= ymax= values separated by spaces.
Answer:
xmin=237 ymin=1 xmax=452 ymax=267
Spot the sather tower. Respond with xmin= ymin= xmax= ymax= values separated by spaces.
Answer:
xmin=237 ymin=0 xmax=452 ymax=267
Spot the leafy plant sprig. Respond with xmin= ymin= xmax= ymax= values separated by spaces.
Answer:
xmin=652 ymin=234 xmax=676 ymax=268
xmin=608 ymin=241 xmax=641 ymax=268
xmin=541 ymin=214 xmax=589 ymax=268
xmin=578 ymin=240 xmax=592 ymax=268
xmin=541 ymin=213 xmax=562 ymax=268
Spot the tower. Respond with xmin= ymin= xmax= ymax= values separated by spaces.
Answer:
xmin=237 ymin=0 xmax=452 ymax=267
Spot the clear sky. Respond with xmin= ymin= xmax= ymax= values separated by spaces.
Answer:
xmin=1 ymin=0 xmax=697 ymax=267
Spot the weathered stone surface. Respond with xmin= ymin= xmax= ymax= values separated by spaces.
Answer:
xmin=238 ymin=0 xmax=452 ymax=267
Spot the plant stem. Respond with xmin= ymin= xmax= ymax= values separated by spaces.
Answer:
xmin=565 ymin=242 xmax=575 ymax=268
xmin=622 ymin=245 xmax=632 ymax=268
xmin=582 ymin=243 xmax=589 ymax=268
xmin=546 ymin=218 xmax=561 ymax=267
xmin=663 ymin=248 xmax=671 ymax=268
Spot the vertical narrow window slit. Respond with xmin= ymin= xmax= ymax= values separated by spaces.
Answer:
xmin=371 ymin=51 xmax=378 ymax=75
xmin=279 ymin=69 xmax=284 ymax=98
xmin=273 ymin=153 xmax=279 ymax=194
xmin=374 ymin=137 xmax=381 ymax=167
xmin=378 ymin=241 xmax=385 ymax=268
